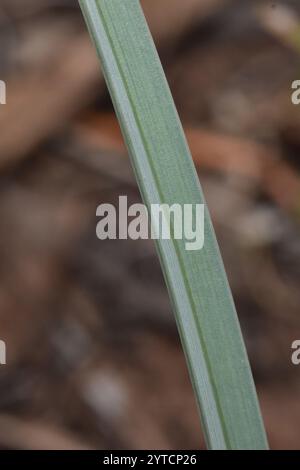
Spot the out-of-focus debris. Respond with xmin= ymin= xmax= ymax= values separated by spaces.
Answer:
xmin=0 ymin=0 xmax=300 ymax=451
xmin=0 ymin=414 xmax=92 ymax=450
xmin=141 ymin=0 xmax=229 ymax=46
xmin=0 ymin=35 xmax=102 ymax=169
xmin=256 ymin=3 xmax=300 ymax=51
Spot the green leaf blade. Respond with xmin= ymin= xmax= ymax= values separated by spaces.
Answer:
xmin=79 ymin=0 xmax=268 ymax=450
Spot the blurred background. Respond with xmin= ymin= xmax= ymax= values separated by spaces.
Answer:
xmin=0 ymin=0 xmax=299 ymax=450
